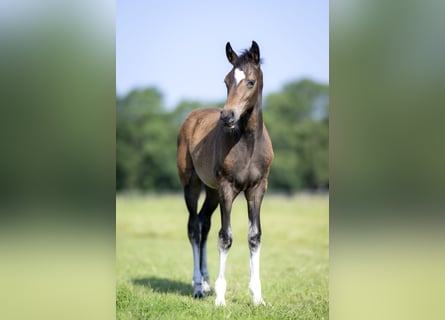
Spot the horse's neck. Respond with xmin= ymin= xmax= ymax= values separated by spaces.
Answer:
xmin=245 ymin=100 xmax=264 ymax=138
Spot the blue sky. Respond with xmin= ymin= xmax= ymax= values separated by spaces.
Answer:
xmin=117 ymin=1 xmax=329 ymax=108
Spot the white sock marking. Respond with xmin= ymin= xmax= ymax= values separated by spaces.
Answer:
xmin=234 ymin=68 xmax=245 ymax=85
xmin=249 ymin=246 xmax=265 ymax=306
xmin=215 ymin=249 xmax=229 ymax=306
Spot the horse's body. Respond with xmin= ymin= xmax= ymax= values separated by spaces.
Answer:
xmin=177 ymin=41 xmax=273 ymax=306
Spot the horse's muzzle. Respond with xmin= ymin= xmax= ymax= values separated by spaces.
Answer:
xmin=220 ymin=110 xmax=236 ymax=129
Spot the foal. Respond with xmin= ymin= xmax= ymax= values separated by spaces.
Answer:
xmin=177 ymin=41 xmax=273 ymax=306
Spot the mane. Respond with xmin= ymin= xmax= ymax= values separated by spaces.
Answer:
xmin=234 ymin=49 xmax=263 ymax=68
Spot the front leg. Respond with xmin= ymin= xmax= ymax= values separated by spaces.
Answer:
xmin=245 ymin=181 xmax=267 ymax=306
xmin=215 ymin=180 xmax=238 ymax=306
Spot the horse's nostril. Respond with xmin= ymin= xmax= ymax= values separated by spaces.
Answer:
xmin=220 ymin=109 xmax=236 ymax=128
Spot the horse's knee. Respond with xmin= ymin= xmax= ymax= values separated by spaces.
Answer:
xmin=248 ymin=227 xmax=261 ymax=251
xmin=218 ymin=228 xmax=233 ymax=250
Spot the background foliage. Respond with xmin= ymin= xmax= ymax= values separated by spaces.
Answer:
xmin=116 ymin=79 xmax=329 ymax=193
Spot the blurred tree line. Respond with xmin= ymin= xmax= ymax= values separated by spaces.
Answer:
xmin=116 ymin=79 xmax=328 ymax=193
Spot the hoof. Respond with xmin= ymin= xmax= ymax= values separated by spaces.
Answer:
xmin=193 ymin=279 xmax=204 ymax=299
xmin=253 ymin=297 xmax=266 ymax=306
xmin=202 ymin=280 xmax=211 ymax=295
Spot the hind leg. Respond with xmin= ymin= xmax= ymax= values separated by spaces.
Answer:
xmin=183 ymin=171 xmax=204 ymax=298
xmin=177 ymin=126 xmax=208 ymax=298
xmin=198 ymin=186 xmax=219 ymax=295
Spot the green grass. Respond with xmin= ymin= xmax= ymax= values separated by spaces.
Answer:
xmin=116 ymin=193 xmax=329 ymax=319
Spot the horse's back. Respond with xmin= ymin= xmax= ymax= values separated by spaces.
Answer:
xmin=177 ymin=108 xmax=221 ymax=188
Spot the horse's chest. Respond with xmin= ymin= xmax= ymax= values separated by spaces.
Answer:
xmin=235 ymin=164 xmax=262 ymax=187
xmin=220 ymin=153 xmax=263 ymax=189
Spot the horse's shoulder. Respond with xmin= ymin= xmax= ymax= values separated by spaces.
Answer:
xmin=189 ymin=107 xmax=221 ymax=119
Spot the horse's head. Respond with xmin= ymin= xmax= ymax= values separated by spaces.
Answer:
xmin=220 ymin=41 xmax=263 ymax=130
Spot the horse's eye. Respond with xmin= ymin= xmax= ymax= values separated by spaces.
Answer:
xmin=247 ymin=80 xmax=256 ymax=88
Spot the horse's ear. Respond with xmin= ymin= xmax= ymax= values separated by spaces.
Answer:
xmin=226 ymin=42 xmax=238 ymax=65
xmin=249 ymin=41 xmax=260 ymax=65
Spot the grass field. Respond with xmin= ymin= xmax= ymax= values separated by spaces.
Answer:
xmin=116 ymin=193 xmax=328 ymax=319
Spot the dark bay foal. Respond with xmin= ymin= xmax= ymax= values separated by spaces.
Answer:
xmin=177 ymin=41 xmax=273 ymax=306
